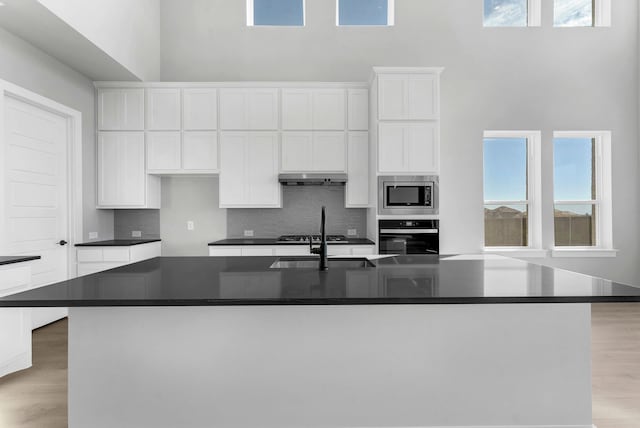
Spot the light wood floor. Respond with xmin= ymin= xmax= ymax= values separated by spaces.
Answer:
xmin=0 ymin=304 xmax=638 ymax=428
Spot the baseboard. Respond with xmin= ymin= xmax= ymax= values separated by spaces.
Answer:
xmin=0 ymin=352 xmax=31 ymax=378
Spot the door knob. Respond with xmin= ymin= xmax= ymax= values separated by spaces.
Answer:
xmin=58 ymin=240 xmax=68 ymax=246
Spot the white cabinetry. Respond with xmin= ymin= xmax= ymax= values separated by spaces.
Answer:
xmin=220 ymin=89 xmax=278 ymax=130
xmin=282 ymin=89 xmax=345 ymax=130
xmin=147 ymin=132 xmax=218 ymax=174
xmin=281 ymin=132 xmax=346 ymax=172
xmin=378 ymin=122 xmax=439 ymax=174
xmin=348 ymin=89 xmax=369 ymax=131
xmin=378 ymin=73 xmax=439 ymax=120
xmin=183 ymin=132 xmax=218 ymax=171
xmin=219 ymin=132 xmax=280 ymax=208
xmin=346 ymin=132 xmax=370 ymax=207
xmin=208 ymin=245 xmax=375 ymax=257
xmin=98 ymin=132 xmax=160 ymax=208
xmin=183 ymin=88 xmax=217 ymax=130
xmin=146 ymin=89 xmax=181 ymax=130
xmin=98 ymin=88 xmax=144 ymax=130
xmin=0 ymin=263 xmax=32 ymax=378
xmin=147 ymin=132 xmax=181 ymax=171
xmin=76 ymin=242 xmax=162 ymax=277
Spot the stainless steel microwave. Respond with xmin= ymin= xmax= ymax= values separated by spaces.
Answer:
xmin=378 ymin=176 xmax=439 ymax=215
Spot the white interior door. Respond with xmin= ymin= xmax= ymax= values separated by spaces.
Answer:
xmin=3 ymin=95 xmax=69 ymax=328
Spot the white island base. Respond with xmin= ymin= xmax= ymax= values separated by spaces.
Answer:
xmin=68 ymin=304 xmax=592 ymax=428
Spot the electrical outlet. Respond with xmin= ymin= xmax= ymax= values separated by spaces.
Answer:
xmin=132 ymin=231 xmax=142 ymax=238
xmin=187 ymin=221 xmax=195 ymax=231
xmin=88 ymin=232 xmax=98 ymax=240
xmin=244 ymin=230 xmax=254 ymax=237
xmin=347 ymin=229 xmax=357 ymax=236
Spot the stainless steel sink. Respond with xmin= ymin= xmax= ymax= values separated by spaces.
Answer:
xmin=269 ymin=257 xmax=375 ymax=269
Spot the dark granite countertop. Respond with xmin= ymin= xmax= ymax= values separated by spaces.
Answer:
xmin=0 ymin=256 xmax=41 ymax=267
xmin=1 ymin=255 xmax=640 ymax=307
xmin=75 ymin=239 xmax=161 ymax=247
xmin=209 ymin=238 xmax=375 ymax=246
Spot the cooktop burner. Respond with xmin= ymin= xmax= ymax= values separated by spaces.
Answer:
xmin=277 ymin=235 xmax=348 ymax=243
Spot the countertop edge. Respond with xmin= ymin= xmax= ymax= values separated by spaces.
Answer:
xmin=75 ymin=239 xmax=162 ymax=247
xmin=0 ymin=256 xmax=41 ymax=266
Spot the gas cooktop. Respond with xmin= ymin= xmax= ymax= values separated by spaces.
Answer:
xmin=276 ymin=235 xmax=348 ymax=243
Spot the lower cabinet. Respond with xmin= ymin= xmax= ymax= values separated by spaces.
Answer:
xmin=219 ymin=132 xmax=281 ymax=208
xmin=208 ymin=245 xmax=375 ymax=257
xmin=76 ymin=242 xmax=162 ymax=277
xmin=0 ymin=263 xmax=33 ymax=378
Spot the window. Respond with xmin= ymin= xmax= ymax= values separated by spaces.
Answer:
xmin=247 ymin=0 xmax=305 ymax=26
xmin=483 ymin=131 xmax=541 ymax=249
xmin=483 ymin=0 xmax=541 ymax=27
xmin=337 ymin=0 xmax=394 ymax=26
xmin=553 ymin=131 xmax=612 ymax=249
xmin=554 ymin=0 xmax=611 ymax=27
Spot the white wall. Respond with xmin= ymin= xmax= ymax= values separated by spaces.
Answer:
xmin=38 ymin=0 xmax=161 ymax=81
xmin=160 ymin=0 xmax=640 ymax=284
xmin=0 ymin=27 xmax=113 ymax=242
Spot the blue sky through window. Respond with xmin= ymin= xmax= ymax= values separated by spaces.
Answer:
xmin=253 ymin=0 xmax=304 ymax=26
xmin=554 ymin=138 xmax=594 ymax=201
xmin=554 ymin=0 xmax=593 ymax=27
xmin=483 ymin=0 xmax=527 ymax=27
xmin=339 ymin=0 xmax=388 ymax=26
xmin=483 ymin=138 xmax=527 ymax=202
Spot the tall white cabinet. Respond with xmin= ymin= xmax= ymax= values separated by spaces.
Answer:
xmin=373 ymin=68 xmax=443 ymax=175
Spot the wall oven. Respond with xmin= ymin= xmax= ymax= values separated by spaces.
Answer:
xmin=378 ymin=176 xmax=439 ymax=215
xmin=378 ymin=220 xmax=439 ymax=255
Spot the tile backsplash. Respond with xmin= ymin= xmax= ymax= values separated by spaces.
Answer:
xmin=114 ymin=209 xmax=161 ymax=239
xmin=227 ymin=186 xmax=367 ymax=238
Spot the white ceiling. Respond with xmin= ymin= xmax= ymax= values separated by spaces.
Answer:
xmin=0 ymin=0 xmax=139 ymax=81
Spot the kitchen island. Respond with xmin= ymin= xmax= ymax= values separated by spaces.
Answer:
xmin=1 ymin=254 xmax=640 ymax=428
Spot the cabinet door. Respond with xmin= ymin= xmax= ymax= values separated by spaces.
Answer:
xmin=98 ymin=132 xmax=145 ymax=206
xmin=281 ymin=132 xmax=313 ymax=171
xmin=183 ymin=132 xmax=218 ymax=171
xmin=248 ymin=89 xmax=278 ymax=130
xmin=219 ymin=133 xmax=248 ymax=206
xmin=219 ymin=89 xmax=248 ymax=130
xmin=407 ymin=123 xmax=439 ymax=174
xmin=346 ymin=132 xmax=369 ymax=207
xmin=146 ymin=89 xmax=181 ymax=130
xmin=378 ymin=75 xmax=406 ymax=120
xmin=282 ymin=89 xmax=312 ymax=130
xmin=348 ymin=88 xmax=369 ymax=131
xmin=98 ymin=89 xmax=144 ymax=130
xmin=147 ymin=132 xmax=181 ymax=171
xmin=378 ymin=123 xmax=406 ymax=173
xmin=407 ymin=74 xmax=438 ymax=120
xmin=312 ymin=89 xmax=345 ymax=130
xmin=183 ymin=88 xmax=217 ymax=130
xmin=313 ymin=132 xmax=346 ymax=172
xmin=247 ymin=133 xmax=280 ymax=206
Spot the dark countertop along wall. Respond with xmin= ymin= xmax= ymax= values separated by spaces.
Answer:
xmin=2 ymin=255 xmax=640 ymax=307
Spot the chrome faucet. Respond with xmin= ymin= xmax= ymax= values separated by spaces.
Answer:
xmin=309 ymin=206 xmax=328 ymax=271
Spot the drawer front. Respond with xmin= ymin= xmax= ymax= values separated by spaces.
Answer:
xmin=274 ymin=246 xmax=309 ymax=256
xmin=209 ymin=247 xmax=243 ymax=257
xmin=77 ymin=263 xmax=127 ymax=277
xmin=327 ymin=246 xmax=352 ymax=256
xmin=351 ymin=246 xmax=376 ymax=256
xmin=130 ymin=242 xmax=162 ymax=263
xmin=77 ymin=249 xmax=104 ymax=262
xmin=241 ymin=247 xmax=275 ymax=256
xmin=102 ymin=248 xmax=131 ymax=262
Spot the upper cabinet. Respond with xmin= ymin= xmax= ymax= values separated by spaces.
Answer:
xmin=98 ymin=89 xmax=144 ymax=130
xmin=219 ymin=89 xmax=278 ymax=130
xmin=219 ymin=132 xmax=280 ymax=208
xmin=146 ymin=89 xmax=181 ymax=130
xmin=378 ymin=72 xmax=440 ymax=120
xmin=183 ymin=88 xmax=217 ymax=130
xmin=281 ymin=132 xmax=346 ymax=172
xmin=348 ymin=89 xmax=369 ymax=131
xmin=282 ymin=89 xmax=346 ymax=130
xmin=346 ymin=132 xmax=370 ymax=207
xmin=378 ymin=122 xmax=439 ymax=175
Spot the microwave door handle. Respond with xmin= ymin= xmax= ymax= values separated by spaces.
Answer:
xmin=380 ymin=229 xmax=438 ymax=234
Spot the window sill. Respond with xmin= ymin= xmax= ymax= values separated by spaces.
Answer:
xmin=483 ymin=248 xmax=548 ymax=258
xmin=551 ymin=248 xmax=618 ymax=258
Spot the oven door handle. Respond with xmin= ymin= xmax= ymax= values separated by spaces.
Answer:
xmin=380 ymin=229 xmax=438 ymax=234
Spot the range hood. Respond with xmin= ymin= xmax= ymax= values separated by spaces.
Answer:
xmin=278 ymin=173 xmax=348 ymax=186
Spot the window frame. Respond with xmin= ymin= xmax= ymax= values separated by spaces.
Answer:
xmin=553 ymin=0 xmax=611 ymax=27
xmin=483 ymin=130 xmax=543 ymax=255
xmin=246 ymin=0 xmax=306 ymax=27
xmin=552 ymin=131 xmax=613 ymax=255
xmin=335 ymin=0 xmax=395 ymax=27
xmin=483 ymin=0 xmax=542 ymax=28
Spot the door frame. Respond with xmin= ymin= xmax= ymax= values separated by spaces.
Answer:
xmin=0 ymin=79 xmax=83 ymax=279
